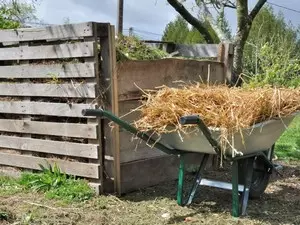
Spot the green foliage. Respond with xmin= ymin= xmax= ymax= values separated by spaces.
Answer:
xmin=19 ymin=163 xmax=68 ymax=192
xmin=116 ymin=35 xmax=168 ymax=61
xmin=216 ymin=8 xmax=232 ymax=40
xmin=243 ymin=6 xmax=300 ymax=87
xmin=0 ymin=175 xmax=22 ymax=195
xmin=162 ymin=14 xmax=220 ymax=44
xmin=0 ymin=0 xmax=38 ymax=29
xmin=184 ymin=27 xmax=205 ymax=44
xmin=0 ymin=7 xmax=20 ymax=29
xmin=162 ymin=15 xmax=190 ymax=43
xmin=45 ymin=179 xmax=95 ymax=202
xmin=244 ymin=42 xmax=300 ymax=88
xmin=18 ymin=163 xmax=94 ymax=202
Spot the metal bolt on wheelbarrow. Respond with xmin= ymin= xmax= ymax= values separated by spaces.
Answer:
xmin=82 ymin=108 xmax=297 ymax=217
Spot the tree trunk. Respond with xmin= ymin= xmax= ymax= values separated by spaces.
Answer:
xmin=232 ymin=30 xmax=249 ymax=86
xmin=167 ymin=0 xmax=218 ymax=43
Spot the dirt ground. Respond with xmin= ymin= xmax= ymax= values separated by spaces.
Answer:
xmin=1 ymin=159 xmax=300 ymax=225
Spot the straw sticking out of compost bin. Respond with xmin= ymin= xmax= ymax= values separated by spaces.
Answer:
xmin=133 ymin=83 xmax=300 ymax=156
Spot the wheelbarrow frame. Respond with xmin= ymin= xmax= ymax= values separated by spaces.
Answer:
xmin=82 ymin=109 xmax=276 ymax=217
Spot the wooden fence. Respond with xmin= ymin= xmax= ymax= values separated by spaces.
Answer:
xmin=0 ymin=22 xmax=118 ymax=194
xmin=0 ymin=22 xmax=234 ymax=195
xmin=105 ymin=43 xmax=234 ymax=193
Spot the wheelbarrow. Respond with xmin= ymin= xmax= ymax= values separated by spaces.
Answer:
xmin=82 ymin=108 xmax=297 ymax=217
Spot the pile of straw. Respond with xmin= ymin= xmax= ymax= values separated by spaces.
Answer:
xmin=133 ymin=83 xmax=300 ymax=135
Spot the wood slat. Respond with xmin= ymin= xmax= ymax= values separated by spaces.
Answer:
xmin=0 ymin=101 xmax=95 ymax=118
xmin=0 ymin=135 xmax=98 ymax=159
xmin=175 ymin=44 xmax=219 ymax=58
xmin=0 ymin=119 xmax=97 ymax=139
xmin=0 ymin=152 xmax=99 ymax=178
xmin=0 ymin=22 xmax=94 ymax=43
xmin=0 ymin=42 xmax=95 ymax=61
xmin=0 ymin=83 xmax=96 ymax=98
xmin=0 ymin=63 xmax=95 ymax=79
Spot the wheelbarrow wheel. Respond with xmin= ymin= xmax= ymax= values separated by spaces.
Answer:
xmin=238 ymin=145 xmax=275 ymax=199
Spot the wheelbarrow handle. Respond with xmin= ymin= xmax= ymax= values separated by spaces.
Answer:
xmin=180 ymin=115 xmax=200 ymax=125
xmin=180 ymin=114 xmax=222 ymax=156
xmin=82 ymin=109 xmax=104 ymax=117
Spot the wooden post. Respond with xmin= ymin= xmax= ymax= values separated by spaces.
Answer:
xmin=217 ymin=42 xmax=234 ymax=85
xmin=100 ymin=24 xmax=121 ymax=195
xmin=85 ymin=22 xmax=104 ymax=194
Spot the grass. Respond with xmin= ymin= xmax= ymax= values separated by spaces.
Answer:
xmin=1 ymin=160 xmax=300 ymax=225
xmin=0 ymin=163 xmax=95 ymax=203
xmin=275 ymin=115 xmax=300 ymax=160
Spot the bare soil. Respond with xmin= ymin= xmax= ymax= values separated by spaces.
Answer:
xmin=1 ymin=160 xmax=300 ymax=225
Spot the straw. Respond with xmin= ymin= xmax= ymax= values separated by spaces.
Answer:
xmin=133 ymin=83 xmax=300 ymax=155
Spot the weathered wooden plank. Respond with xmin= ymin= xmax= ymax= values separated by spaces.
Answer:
xmin=119 ymin=131 xmax=167 ymax=163
xmin=103 ymin=154 xmax=210 ymax=194
xmin=117 ymin=59 xmax=225 ymax=100
xmin=0 ymin=63 xmax=95 ymax=79
xmin=175 ymin=44 xmax=219 ymax=58
xmin=0 ymin=42 xmax=95 ymax=60
xmin=0 ymin=119 xmax=97 ymax=139
xmin=0 ymin=22 xmax=94 ymax=43
xmin=0 ymin=135 xmax=98 ymax=159
xmin=0 ymin=152 xmax=99 ymax=178
xmin=0 ymin=83 xmax=96 ymax=98
xmin=0 ymin=101 xmax=96 ymax=118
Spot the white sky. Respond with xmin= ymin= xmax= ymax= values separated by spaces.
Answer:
xmin=33 ymin=0 xmax=300 ymax=40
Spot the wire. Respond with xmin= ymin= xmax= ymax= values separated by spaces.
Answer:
xmin=267 ymin=1 xmax=300 ymax=14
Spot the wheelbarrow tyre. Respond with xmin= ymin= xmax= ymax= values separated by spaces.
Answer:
xmin=249 ymin=145 xmax=275 ymax=199
xmin=249 ymin=166 xmax=271 ymax=199
xmin=238 ymin=145 xmax=275 ymax=199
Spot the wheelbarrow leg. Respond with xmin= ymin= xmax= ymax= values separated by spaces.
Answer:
xmin=177 ymin=154 xmax=185 ymax=206
xmin=232 ymin=160 xmax=239 ymax=217
xmin=240 ymin=158 xmax=254 ymax=216
xmin=186 ymin=154 xmax=209 ymax=205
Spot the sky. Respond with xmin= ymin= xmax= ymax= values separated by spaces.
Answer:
xmin=33 ymin=0 xmax=300 ymax=40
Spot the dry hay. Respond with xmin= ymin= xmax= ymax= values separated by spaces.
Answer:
xmin=132 ymin=83 xmax=300 ymax=156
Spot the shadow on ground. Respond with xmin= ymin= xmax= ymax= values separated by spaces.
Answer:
xmin=122 ymin=160 xmax=300 ymax=224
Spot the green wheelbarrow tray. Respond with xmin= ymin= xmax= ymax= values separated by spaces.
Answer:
xmin=82 ymin=109 xmax=299 ymax=217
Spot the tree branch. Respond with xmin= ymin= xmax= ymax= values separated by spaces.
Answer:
xmin=249 ymin=0 xmax=267 ymax=22
xmin=167 ymin=0 xmax=216 ymax=43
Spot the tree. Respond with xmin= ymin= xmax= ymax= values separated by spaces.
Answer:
xmin=162 ymin=15 xmax=190 ymax=43
xmin=0 ymin=0 xmax=39 ymax=28
xmin=243 ymin=6 xmax=300 ymax=87
xmin=216 ymin=6 xmax=232 ymax=40
xmin=162 ymin=15 xmax=217 ymax=44
xmin=167 ymin=0 xmax=267 ymax=85
xmin=244 ymin=6 xmax=300 ymax=75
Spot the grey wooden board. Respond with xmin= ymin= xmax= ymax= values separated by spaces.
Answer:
xmin=0 ymin=83 xmax=96 ymax=98
xmin=0 ymin=42 xmax=95 ymax=60
xmin=0 ymin=119 xmax=97 ymax=139
xmin=0 ymin=152 xmax=99 ymax=178
xmin=0 ymin=63 xmax=96 ymax=79
xmin=0 ymin=101 xmax=96 ymax=118
xmin=119 ymin=131 xmax=167 ymax=163
xmin=175 ymin=44 xmax=219 ymax=58
xmin=0 ymin=135 xmax=98 ymax=159
xmin=0 ymin=22 xmax=93 ymax=42
xmin=104 ymin=154 xmax=211 ymax=194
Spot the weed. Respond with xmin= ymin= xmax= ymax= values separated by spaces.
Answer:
xmin=17 ymin=163 xmax=94 ymax=202
xmin=116 ymin=35 xmax=167 ymax=61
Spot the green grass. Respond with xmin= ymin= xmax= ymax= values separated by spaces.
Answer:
xmin=0 ymin=175 xmax=23 ymax=196
xmin=0 ymin=163 xmax=95 ymax=202
xmin=275 ymin=115 xmax=300 ymax=160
